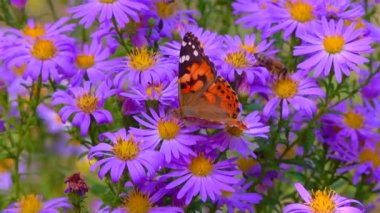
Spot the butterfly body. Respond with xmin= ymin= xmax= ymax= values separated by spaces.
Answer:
xmin=177 ymin=32 xmax=244 ymax=128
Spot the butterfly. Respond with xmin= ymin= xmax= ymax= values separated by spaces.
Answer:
xmin=177 ymin=32 xmax=245 ymax=128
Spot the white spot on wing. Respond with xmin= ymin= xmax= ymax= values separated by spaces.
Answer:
xmin=193 ymin=50 xmax=198 ymax=56
xmin=185 ymin=55 xmax=190 ymax=61
xmin=182 ymin=41 xmax=186 ymax=47
xmin=192 ymin=45 xmax=195 ymax=49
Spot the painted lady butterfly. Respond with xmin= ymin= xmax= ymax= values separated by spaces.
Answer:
xmin=177 ymin=32 xmax=244 ymax=128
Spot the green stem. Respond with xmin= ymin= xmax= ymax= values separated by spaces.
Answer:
xmin=14 ymin=156 xmax=20 ymax=197
xmin=46 ymin=0 xmax=58 ymax=20
xmin=111 ymin=17 xmax=129 ymax=53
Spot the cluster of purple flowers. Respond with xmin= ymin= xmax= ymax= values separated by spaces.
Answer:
xmin=0 ymin=0 xmax=379 ymax=212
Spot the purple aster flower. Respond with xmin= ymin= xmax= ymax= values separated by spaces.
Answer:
xmin=160 ymin=26 xmax=223 ymax=62
xmin=99 ymin=184 xmax=184 ymax=213
xmin=212 ymin=111 xmax=269 ymax=158
xmin=10 ymin=0 xmax=27 ymax=9
xmin=263 ymin=70 xmax=325 ymax=119
xmin=150 ymin=0 xmax=197 ymax=38
xmin=232 ymin=0 xmax=275 ymax=31
xmin=7 ymin=17 xmax=75 ymax=40
xmin=240 ymin=33 xmax=277 ymax=56
xmin=3 ymin=36 xmax=75 ymax=82
xmin=322 ymin=102 xmax=379 ymax=151
xmin=121 ymin=78 xmax=178 ymax=107
xmin=3 ymin=195 xmax=72 ymax=213
xmin=329 ymin=136 xmax=380 ymax=185
xmin=316 ymin=0 xmax=364 ymax=20
xmin=37 ymin=104 xmax=67 ymax=133
xmin=216 ymin=181 xmax=262 ymax=213
xmin=89 ymin=128 xmax=163 ymax=183
xmin=294 ymin=17 xmax=373 ymax=82
xmin=71 ymin=40 xmax=122 ymax=85
xmin=164 ymin=153 xmax=241 ymax=205
xmin=216 ymin=35 xmax=268 ymax=84
xmin=284 ymin=183 xmax=364 ymax=213
xmin=130 ymin=108 xmax=201 ymax=163
xmin=360 ymin=67 xmax=380 ymax=100
xmin=0 ymin=159 xmax=13 ymax=192
xmin=113 ymin=47 xmax=176 ymax=86
xmin=268 ymin=0 xmax=321 ymax=39
xmin=52 ymin=81 xmax=114 ymax=136
xmin=69 ymin=0 xmax=148 ymax=28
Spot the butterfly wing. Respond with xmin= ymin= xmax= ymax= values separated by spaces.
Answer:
xmin=178 ymin=32 xmax=241 ymax=126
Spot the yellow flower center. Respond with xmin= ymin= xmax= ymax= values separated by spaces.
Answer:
xmin=310 ymin=189 xmax=336 ymax=213
xmin=19 ymin=194 xmax=43 ymax=213
xmin=326 ymin=5 xmax=339 ymax=13
xmin=76 ymin=54 xmax=95 ymax=69
xmin=99 ymin=0 xmax=117 ymax=3
xmin=22 ymin=25 xmax=46 ymax=39
xmin=128 ymin=48 xmax=156 ymax=72
xmin=157 ymin=119 xmax=180 ymax=140
xmin=12 ymin=64 xmax=27 ymax=76
xmin=113 ymin=137 xmax=140 ymax=161
xmin=221 ymin=190 xmax=233 ymax=197
xmin=146 ymin=84 xmax=163 ymax=98
xmin=0 ymin=159 xmax=13 ymax=174
xmin=31 ymin=39 xmax=57 ymax=60
xmin=225 ymin=51 xmax=249 ymax=69
xmin=343 ymin=112 xmax=364 ymax=129
xmin=359 ymin=146 xmax=380 ymax=167
xmin=226 ymin=126 xmax=244 ymax=137
xmin=124 ymin=190 xmax=152 ymax=213
xmin=156 ymin=1 xmax=176 ymax=19
xmin=54 ymin=114 xmax=62 ymax=124
xmin=189 ymin=154 xmax=213 ymax=176
xmin=287 ymin=1 xmax=314 ymax=23
xmin=69 ymin=139 xmax=81 ymax=146
xmin=344 ymin=19 xmax=366 ymax=30
xmin=323 ymin=36 xmax=345 ymax=54
xmin=76 ymin=94 xmax=98 ymax=114
xmin=273 ymin=78 xmax=298 ymax=99
xmin=240 ymin=44 xmax=257 ymax=54
xmin=237 ymin=157 xmax=256 ymax=172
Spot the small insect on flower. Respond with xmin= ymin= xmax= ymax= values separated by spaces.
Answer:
xmin=254 ymin=53 xmax=288 ymax=79
xmin=284 ymin=183 xmax=364 ymax=213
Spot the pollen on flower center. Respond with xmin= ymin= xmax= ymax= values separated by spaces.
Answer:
xmin=146 ymin=84 xmax=163 ymax=98
xmin=128 ymin=48 xmax=156 ymax=72
xmin=113 ymin=137 xmax=140 ymax=161
xmin=359 ymin=146 xmax=380 ymax=167
xmin=12 ymin=64 xmax=27 ymax=76
xmin=273 ymin=78 xmax=298 ymax=99
xmin=54 ymin=114 xmax=62 ymax=124
xmin=19 ymin=194 xmax=43 ymax=213
xmin=225 ymin=51 xmax=249 ymax=69
xmin=237 ymin=157 xmax=256 ymax=172
xmin=158 ymin=119 xmax=180 ymax=140
xmin=189 ymin=154 xmax=214 ymax=176
xmin=323 ymin=36 xmax=345 ymax=54
xmin=76 ymin=94 xmax=98 ymax=114
xmin=31 ymin=39 xmax=57 ymax=60
xmin=287 ymin=1 xmax=314 ymax=23
xmin=76 ymin=54 xmax=95 ymax=69
xmin=226 ymin=126 xmax=244 ymax=136
xmin=22 ymin=25 xmax=46 ymax=39
xmin=343 ymin=112 xmax=364 ymax=129
xmin=0 ymin=159 xmax=14 ymax=174
xmin=124 ymin=190 xmax=152 ymax=213
xmin=156 ymin=1 xmax=176 ymax=19
xmin=310 ymin=189 xmax=336 ymax=213
xmin=99 ymin=0 xmax=117 ymax=3
xmin=240 ymin=44 xmax=257 ymax=54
